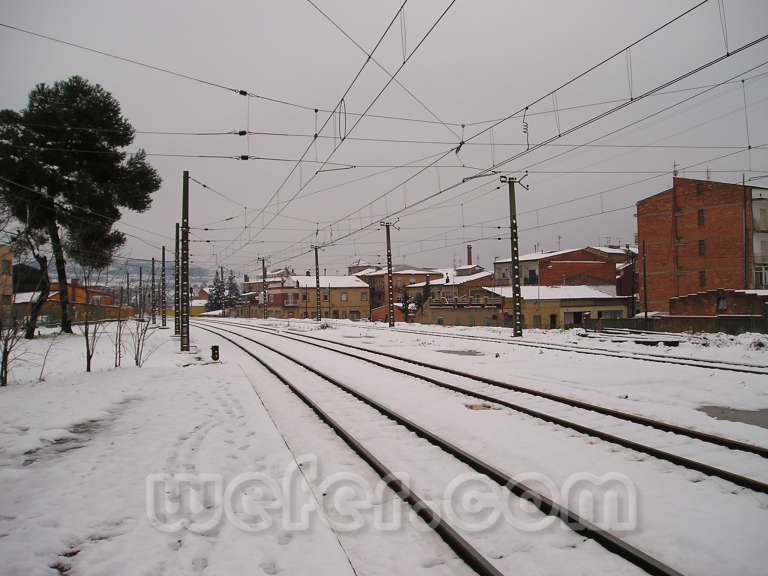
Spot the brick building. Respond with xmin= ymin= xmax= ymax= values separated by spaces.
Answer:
xmin=494 ymin=248 xmax=618 ymax=287
xmin=0 ymin=245 xmax=12 ymax=307
xmin=356 ymin=267 xmax=443 ymax=310
xmin=406 ymin=266 xmax=492 ymax=301
xmin=258 ymin=275 xmax=370 ymax=320
xmin=669 ymin=289 xmax=768 ymax=317
xmin=637 ymin=177 xmax=768 ymax=313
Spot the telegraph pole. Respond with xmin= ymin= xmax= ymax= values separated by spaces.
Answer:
xmin=380 ymin=219 xmax=399 ymax=327
xmin=174 ymin=223 xmax=180 ymax=335
xmin=501 ymin=175 xmax=526 ymax=337
xmin=151 ymin=257 xmax=156 ymax=324
xmin=261 ymin=257 xmax=267 ymax=319
xmin=138 ymin=267 xmax=143 ymax=317
xmin=642 ymin=240 xmax=648 ymax=321
xmin=161 ymin=245 xmax=167 ymax=328
xmin=180 ymin=171 xmax=190 ymax=352
xmin=312 ymin=245 xmax=321 ymax=321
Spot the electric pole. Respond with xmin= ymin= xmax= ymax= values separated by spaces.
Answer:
xmin=174 ymin=223 xmax=180 ymax=335
xmin=180 ymin=171 xmax=190 ymax=352
xmin=261 ymin=257 xmax=267 ymax=319
xmin=151 ymin=257 xmax=156 ymax=324
xmin=161 ymin=245 xmax=167 ymax=328
xmin=380 ymin=219 xmax=399 ymax=327
xmin=312 ymin=245 xmax=321 ymax=321
xmin=138 ymin=266 xmax=143 ymax=318
xmin=642 ymin=240 xmax=648 ymax=321
xmin=501 ymin=174 xmax=526 ymax=337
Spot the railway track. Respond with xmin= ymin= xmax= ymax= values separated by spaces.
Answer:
xmin=196 ymin=318 xmax=768 ymax=495
xmin=345 ymin=322 xmax=768 ymax=375
xmin=194 ymin=321 xmax=686 ymax=576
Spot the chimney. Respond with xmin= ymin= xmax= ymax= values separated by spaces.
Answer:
xmin=244 ymin=274 xmax=249 ymax=283
xmin=466 ymin=244 xmax=472 ymax=266
xmin=306 ymin=270 xmax=310 ymax=276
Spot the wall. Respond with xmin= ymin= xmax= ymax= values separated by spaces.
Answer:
xmin=586 ymin=315 xmax=767 ymax=335
xmin=670 ymin=289 xmax=768 ymax=316
xmin=637 ymin=177 xmax=751 ymax=312
xmin=538 ymin=249 xmax=616 ymax=286
xmin=265 ymin=285 xmax=369 ymax=320
xmin=413 ymin=302 xmax=503 ymax=327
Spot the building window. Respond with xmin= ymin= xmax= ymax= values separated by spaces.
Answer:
xmin=1 ymin=260 xmax=10 ymax=275
xmin=696 ymin=182 xmax=703 ymax=196
xmin=396 ymin=278 xmax=403 ymax=289
xmin=268 ymin=294 xmax=274 ymax=303
xmin=1 ymin=294 xmax=10 ymax=305
xmin=717 ymin=295 xmax=727 ymax=312
xmin=697 ymin=208 xmax=704 ymax=226
xmin=341 ymin=292 xmax=348 ymax=302
xmin=361 ymin=292 xmax=368 ymax=302
xmin=698 ymin=239 xmax=705 ymax=257
xmin=302 ymin=293 xmax=307 ymax=301
xmin=323 ymin=293 xmax=328 ymax=301
xmin=533 ymin=314 xmax=542 ymax=328
xmin=699 ymin=270 xmax=706 ymax=288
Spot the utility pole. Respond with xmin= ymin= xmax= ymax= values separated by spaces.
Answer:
xmin=642 ymin=240 xmax=648 ymax=321
xmin=380 ymin=219 xmax=399 ymax=327
xmin=501 ymin=174 xmax=526 ymax=337
xmin=138 ymin=267 xmax=143 ymax=318
xmin=174 ymin=223 xmax=180 ymax=335
xmin=261 ymin=257 xmax=267 ymax=319
xmin=161 ymin=245 xmax=167 ymax=328
xmin=312 ymin=245 xmax=321 ymax=321
xmin=180 ymin=171 xmax=190 ymax=352
xmin=151 ymin=257 xmax=156 ymax=324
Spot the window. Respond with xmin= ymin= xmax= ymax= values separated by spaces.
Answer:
xmin=1 ymin=294 xmax=10 ymax=305
xmin=361 ymin=292 xmax=368 ymax=302
xmin=323 ymin=293 xmax=328 ymax=301
xmin=341 ymin=292 xmax=348 ymax=302
xmin=302 ymin=293 xmax=307 ymax=301
xmin=1 ymin=260 xmax=10 ymax=275
xmin=697 ymin=208 xmax=704 ymax=226
xmin=396 ymin=277 xmax=403 ymax=289
xmin=717 ymin=295 xmax=727 ymax=312
xmin=699 ymin=270 xmax=706 ymax=288
xmin=696 ymin=182 xmax=703 ymax=196
xmin=533 ymin=314 xmax=542 ymax=328
xmin=698 ymin=239 xmax=705 ymax=257
xmin=268 ymin=293 xmax=274 ymax=303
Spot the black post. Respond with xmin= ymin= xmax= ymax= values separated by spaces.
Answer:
xmin=174 ymin=223 xmax=180 ymax=335
xmin=380 ymin=221 xmax=397 ymax=327
xmin=503 ymin=176 xmax=523 ymax=337
xmin=180 ymin=171 xmax=190 ymax=351
xmin=643 ymin=239 xmax=648 ymax=321
xmin=151 ymin=257 xmax=156 ymax=324
xmin=314 ymin=245 xmax=321 ymax=321
xmin=161 ymin=245 xmax=167 ymax=328
xmin=261 ymin=258 xmax=267 ymax=319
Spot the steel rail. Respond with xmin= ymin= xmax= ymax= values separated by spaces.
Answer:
xmin=195 ymin=321 xmax=686 ymax=576
xmin=195 ymin=322 xmax=504 ymax=576
xmin=196 ymin=319 xmax=768 ymax=493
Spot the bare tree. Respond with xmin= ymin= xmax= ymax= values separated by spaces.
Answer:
xmin=0 ymin=305 xmax=24 ymax=386
xmin=37 ymin=331 xmax=59 ymax=382
xmin=78 ymin=266 xmax=107 ymax=373
xmin=114 ymin=274 xmax=127 ymax=368
xmin=11 ymin=228 xmax=51 ymax=339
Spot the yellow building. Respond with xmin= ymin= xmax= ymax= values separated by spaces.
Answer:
xmin=264 ymin=275 xmax=370 ymax=320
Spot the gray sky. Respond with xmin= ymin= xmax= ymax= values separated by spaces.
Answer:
xmin=1 ymin=0 xmax=767 ymax=279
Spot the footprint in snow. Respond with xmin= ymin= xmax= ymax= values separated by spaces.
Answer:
xmin=259 ymin=561 xmax=280 ymax=575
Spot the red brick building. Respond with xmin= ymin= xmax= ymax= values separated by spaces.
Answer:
xmin=669 ymin=289 xmax=768 ymax=317
xmin=637 ymin=177 xmax=768 ymax=313
xmin=494 ymin=249 xmax=617 ymax=287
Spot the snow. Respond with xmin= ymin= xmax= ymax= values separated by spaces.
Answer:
xmin=487 ymin=285 xmax=621 ymax=300
xmin=410 ymin=270 xmax=493 ymax=288
xmin=1 ymin=319 xmax=767 ymax=575
xmin=13 ymin=291 xmax=59 ymax=303
xmin=735 ymin=289 xmax=768 ymax=296
xmin=290 ymin=275 xmax=369 ymax=289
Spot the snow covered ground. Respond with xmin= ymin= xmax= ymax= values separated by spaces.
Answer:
xmin=0 ymin=319 xmax=766 ymax=575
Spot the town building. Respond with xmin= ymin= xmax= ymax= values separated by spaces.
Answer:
xmin=259 ymin=275 xmax=370 ymax=320
xmin=0 ymin=245 xmax=12 ymax=308
xmin=406 ymin=266 xmax=492 ymax=302
xmin=356 ymin=267 xmax=443 ymax=310
xmin=669 ymin=288 xmax=768 ymax=317
xmin=637 ymin=177 xmax=768 ymax=313
xmin=493 ymin=248 xmax=619 ymax=287
xmin=243 ymin=267 xmax=294 ymax=295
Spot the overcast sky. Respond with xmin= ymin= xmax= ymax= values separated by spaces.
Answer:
xmin=1 ymin=0 xmax=767 ymax=278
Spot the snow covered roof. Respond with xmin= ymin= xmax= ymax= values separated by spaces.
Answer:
xmin=486 ymin=285 xmax=622 ymax=300
xmin=353 ymin=267 xmax=380 ymax=276
xmin=290 ymin=275 xmax=369 ymax=289
xmin=455 ymin=264 xmax=477 ymax=270
xmin=13 ymin=291 xmax=58 ymax=303
xmin=589 ymin=245 xmax=638 ymax=255
xmin=362 ymin=268 xmax=438 ymax=277
xmin=495 ymin=249 xmax=578 ymax=264
xmin=734 ymin=290 xmax=768 ymax=296
xmin=409 ymin=270 xmax=493 ymax=288
xmin=190 ymin=299 xmax=208 ymax=307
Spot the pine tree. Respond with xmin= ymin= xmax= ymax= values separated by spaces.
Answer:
xmin=225 ymin=269 xmax=240 ymax=308
xmin=205 ymin=271 xmax=225 ymax=311
xmin=0 ymin=76 xmax=161 ymax=333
